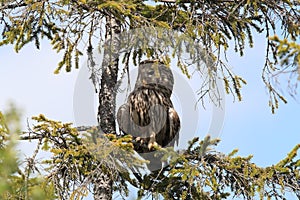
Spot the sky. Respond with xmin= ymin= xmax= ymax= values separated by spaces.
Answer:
xmin=0 ymin=30 xmax=299 ymax=199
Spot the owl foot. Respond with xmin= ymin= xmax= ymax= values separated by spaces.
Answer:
xmin=148 ymin=132 xmax=159 ymax=150
xmin=148 ymin=141 xmax=159 ymax=150
xmin=135 ymin=137 xmax=145 ymax=144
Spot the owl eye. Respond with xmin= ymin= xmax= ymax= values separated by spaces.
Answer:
xmin=148 ymin=71 xmax=155 ymax=75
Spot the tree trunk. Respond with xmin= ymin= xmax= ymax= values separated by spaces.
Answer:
xmin=93 ymin=16 xmax=121 ymax=200
xmin=92 ymin=170 xmax=113 ymax=200
xmin=98 ymin=16 xmax=121 ymax=135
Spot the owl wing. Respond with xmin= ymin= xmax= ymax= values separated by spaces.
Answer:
xmin=155 ymin=107 xmax=180 ymax=148
xmin=117 ymin=103 xmax=130 ymax=136
xmin=168 ymin=107 xmax=180 ymax=147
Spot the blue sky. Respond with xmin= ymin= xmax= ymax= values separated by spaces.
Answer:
xmin=0 ymin=30 xmax=299 ymax=199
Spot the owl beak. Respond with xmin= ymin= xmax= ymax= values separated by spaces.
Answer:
xmin=142 ymin=79 xmax=147 ymax=85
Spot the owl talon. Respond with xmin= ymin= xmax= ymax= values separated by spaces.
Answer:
xmin=135 ymin=137 xmax=145 ymax=145
xmin=148 ymin=141 xmax=158 ymax=150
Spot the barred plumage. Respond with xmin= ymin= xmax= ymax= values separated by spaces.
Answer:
xmin=117 ymin=60 xmax=180 ymax=153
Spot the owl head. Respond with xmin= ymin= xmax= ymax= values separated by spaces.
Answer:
xmin=134 ymin=60 xmax=174 ymax=93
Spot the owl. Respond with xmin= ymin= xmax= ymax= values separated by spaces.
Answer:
xmin=117 ymin=60 xmax=180 ymax=154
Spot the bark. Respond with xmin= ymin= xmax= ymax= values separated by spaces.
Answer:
xmin=92 ymin=170 xmax=113 ymax=200
xmin=93 ymin=16 xmax=121 ymax=200
xmin=97 ymin=16 xmax=121 ymax=135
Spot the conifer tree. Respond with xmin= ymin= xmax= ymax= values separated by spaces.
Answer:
xmin=1 ymin=1 xmax=299 ymax=199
